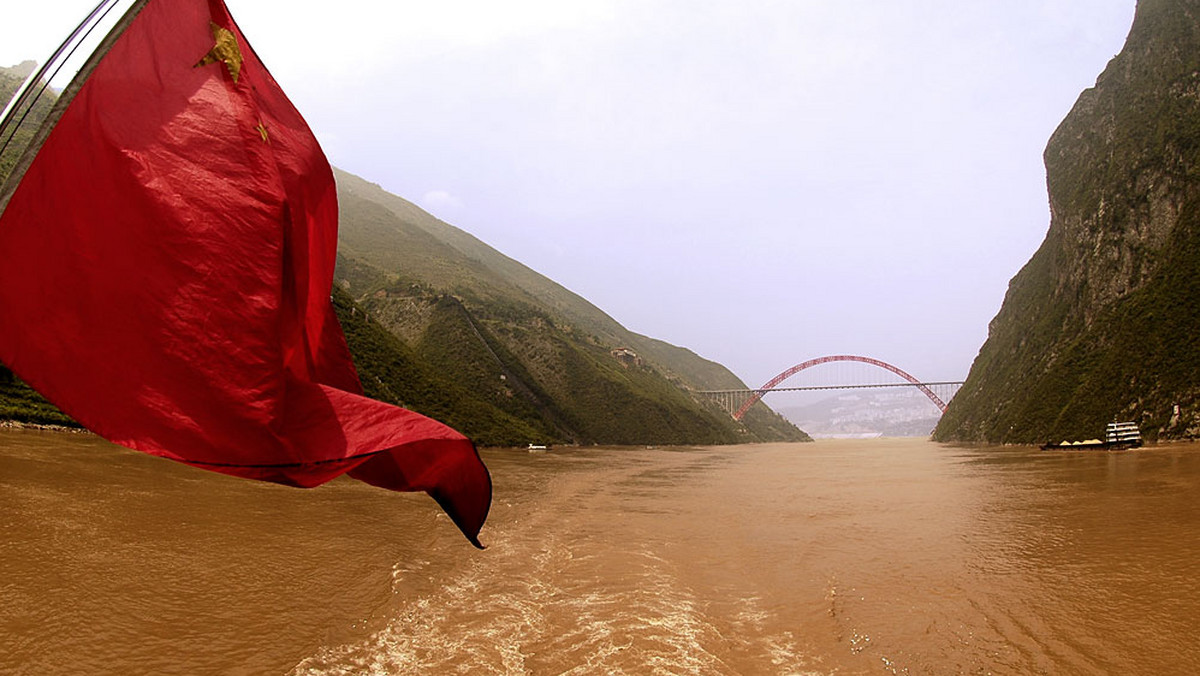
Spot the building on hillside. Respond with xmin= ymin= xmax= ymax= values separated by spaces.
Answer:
xmin=610 ymin=347 xmax=643 ymax=368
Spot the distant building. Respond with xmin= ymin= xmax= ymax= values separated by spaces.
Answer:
xmin=610 ymin=347 xmax=643 ymax=368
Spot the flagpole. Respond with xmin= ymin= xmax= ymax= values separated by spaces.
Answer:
xmin=0 ymin=0 xmax=129 ymax=154
xmin=0 ymin=0 xmax=149 ymax=208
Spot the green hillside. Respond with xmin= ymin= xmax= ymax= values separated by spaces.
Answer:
xmin=935 ymin=0 xmax=1200 ymax=444
xmin=331 ymin=286 xmax=553 ymax=446
xmin=333 ymin=170 xmax=806 ymax=445
xmin=334 ymin=170 xmax=777 ymax=392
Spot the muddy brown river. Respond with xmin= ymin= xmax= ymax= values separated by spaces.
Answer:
xmin=2 ymin=430 xmax=1198 ymax=674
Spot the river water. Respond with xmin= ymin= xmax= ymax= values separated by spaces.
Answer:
xmin=2 ymin=430 xmax=1199 ymax=675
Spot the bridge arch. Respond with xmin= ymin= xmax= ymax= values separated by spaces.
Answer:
xmin=733 ymin=354 xmax=948 ymax=421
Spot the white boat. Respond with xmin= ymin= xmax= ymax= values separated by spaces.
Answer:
xmin=1104 ymin=422 xmax=1143 ymax=449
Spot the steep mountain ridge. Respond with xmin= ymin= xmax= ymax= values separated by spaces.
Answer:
xmin=935 ymin=0 xmax=1200 ymax=443
xmin=333 ymin=171 xmax=805 ymax=444
xmin=334 ymin=169 xmax=755 ymax=392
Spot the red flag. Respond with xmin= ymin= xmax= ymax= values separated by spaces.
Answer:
xmin=0 ymin=0 xmax=491 ymax=546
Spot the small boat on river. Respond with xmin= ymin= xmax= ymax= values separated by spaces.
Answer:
xmin=1041 ymin=422 xmax=1143 ymax=450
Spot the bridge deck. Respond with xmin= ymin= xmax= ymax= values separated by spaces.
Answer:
xmin=698 ymin=381 xmax=964 ymax=395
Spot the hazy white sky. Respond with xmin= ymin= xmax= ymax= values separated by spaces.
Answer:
xmin=4 ymin=0 xmax=1137 ymax=394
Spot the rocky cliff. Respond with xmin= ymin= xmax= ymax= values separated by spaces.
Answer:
xmin=935 ymin=0 xmax=1200 ymax=443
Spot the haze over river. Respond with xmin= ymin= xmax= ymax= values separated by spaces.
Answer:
xmin=2 ymin=429 xmax=1199 ymax=674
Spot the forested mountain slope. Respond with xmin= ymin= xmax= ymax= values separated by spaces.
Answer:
xmin=333 ymin=170 xmax=805 ymax=445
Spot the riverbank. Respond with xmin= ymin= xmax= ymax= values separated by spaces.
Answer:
xmin=0 ymin=419 xmax=87 ymax=432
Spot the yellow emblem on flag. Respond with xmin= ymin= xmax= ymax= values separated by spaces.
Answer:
xmin=194 ymin=22 xmax=242 ymax=83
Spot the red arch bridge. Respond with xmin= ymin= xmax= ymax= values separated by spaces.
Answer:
xmin=698 ymin=355 xmax=964 ymax=421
